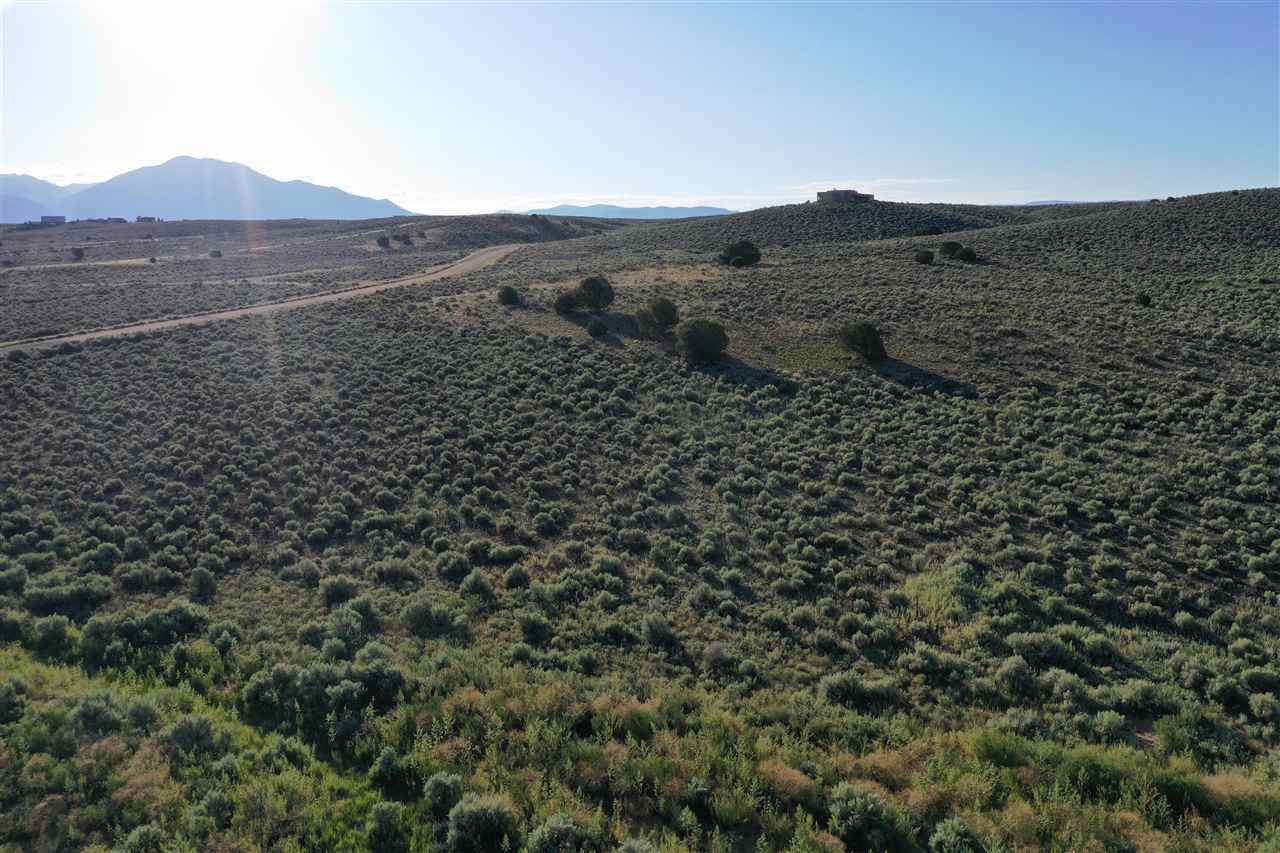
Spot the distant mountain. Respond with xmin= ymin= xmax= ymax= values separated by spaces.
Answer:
xmin=0 ymin=175 xmax=89 ymax=219
xmin=62 ymin=157 xmax=414 ymax=220
xmin=0 ymin=194 xmax=51 ymax=223
xmin=526 ymin=203 xmax=734 ymax=219
xmin=1 ymin=157 xmax=414 ymax=222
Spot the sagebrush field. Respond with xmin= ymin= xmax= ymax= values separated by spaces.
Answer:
xmin=2 ymin=190 xmax=1278 ymax=852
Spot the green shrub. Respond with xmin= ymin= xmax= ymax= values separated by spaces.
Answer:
xmin=0 ymin=678 xmax=25 ymax=724
xmin=71 ymin=247 xmax=85 ymax=261
xmin=576 ymin=276 xmax=615 ymax=313
xmin=123 ymin=824 xmax=168 ymax=853
xmin=460 ymin=569 xmax=495 ymax=601
xmin=957 ymin=247 xmax=978 ymax=263
xmin=424 ymin=772 xmax=464 ymax=818
xmin=828 ymin=783 xmax=902 ymax=852
xmin=641 ymin=615 xmax=680 ymax=651
xmin=929 ymin=816 xmax=985 ymax=852
xmin=497 ymin=285 xmax=520 ymax=306
xmin=376 ymin=236 xmax=391 ymax=248
xmin=616 ymin=841 xmax=658 ymax=853
xmin=189 ymin=567 xmax=216 ymax=602
xmin=837 ymin=321 xmax=887 ymax=362
xmin=939 ymin=241 xmax=962 ymax=258
xmin=32 ymin=615 xmax=74 ymax=659
xmin=367 ymin=801 xmax=409 ymax=853
xmin=649 ymin=297 xmax=679 ymax=330
xmin=209 ymin=250 xmax=222 ymax=259
xmin=446 ymin=794 xmax=522 ymax=853
xmin=520 ymin=611 xmax=553 ymax=646
xmin=320 ymin=575 xmax=358 ymax=608
xmin=820 ymin=671 xmax=901 ymax=711
xmin=403 ymin=596 xmax=460 ymax=639
xmin=587 ymin=318 xmax=608 ymax=338
xmin=675 ymin=319 xmax=728 ymax=363
xmin=719 ymin=240 xmax=761 ymax=267
xmin=915 ymin=249 xmax=935 ymax=265
xmin=1136 ymin=292 xmax=1152 ymax=307
xmin=526 ymin=813 xmax=602 ymax=853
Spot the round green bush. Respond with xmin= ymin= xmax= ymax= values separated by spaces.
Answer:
xmin=939 ymin=241 xmax=962 ymax=258
xmin=1136 ymin=292 xmax=1152 ymax=307
xmin=497 ymin=285 xmax=520 ymax=306
xmin=837 ymin=321 xmax=887 ymax=362
xmin=719 ymin=239 xmax=761 ymax=267
xmin=957 ymin=246 xmax=978 ymax=263
xmin=376 ymin=235 xmax=391 ymax=248
xmin=649 ymin=298 xmax=679 ymax=329
xmin=576 ymin=276 xmax=615 ymax=313
xmin=445 ymin=794 xmax=522 ymax=853
xmin=828 ymin=783 xmax=899 ymax=852
xmin=424 ymin=771 xmax=464 ymax=818
xmin=189 ymin=567 xmax=216 ymax=602
xmin=459 ymin=569 xmax=495 ymax=601
xmin=526 ymin=813 xmax=602 ymax=853
xmin=367 ymin=801 xmax=409 ymax=853
xmin=675 ymin=319 xmax=728 ymax=363
xmin=915 ymin=249 xmax=935 ymax=265
xmin=402 ymin=597 xmax=458 ymax=639
xmin=122 ymin=823 xmax=168 ymax=853
xmin=929 ymin=816 xmax=985 ymax=852
xmin=587 ymin=318 xmax=608 ymax=338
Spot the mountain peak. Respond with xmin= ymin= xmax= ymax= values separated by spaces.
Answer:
xmin=3 ymin=157 xmax=414 ymax=221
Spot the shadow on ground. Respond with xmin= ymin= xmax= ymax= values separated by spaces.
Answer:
xmin=876 ymin=357 xmax=977 ymax=397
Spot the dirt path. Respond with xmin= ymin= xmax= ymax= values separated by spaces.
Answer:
xmin=2 ymin=243 xmax=523 ymax=352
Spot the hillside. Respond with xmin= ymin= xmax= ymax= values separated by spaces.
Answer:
xmin=578 ymin=197 xmax=1144 ymax=255
xmin=527 ymin=203 xmax=734 ymax=219
xmin=1 ymin=189 xmax=1279 ymax=852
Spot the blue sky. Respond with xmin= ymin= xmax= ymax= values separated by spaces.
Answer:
xmin=3 ymin=0 xmax=1276 ymax=213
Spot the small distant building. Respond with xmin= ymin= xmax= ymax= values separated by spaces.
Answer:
xmin=41 ymin=215 xmax=66 ymax=224
xmin=817 ymin=189 xmax=874 ymax=203
xmin=106 ymin=217 xmax=126 ymax=224
xmin=136 ymin=216 xmax=157 ymax=223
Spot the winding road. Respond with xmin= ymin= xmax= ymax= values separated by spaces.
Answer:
xmin=1 ymin=243 xmax=524 ymax=352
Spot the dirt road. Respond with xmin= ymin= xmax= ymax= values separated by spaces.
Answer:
xmin=1 ymin=243 xmax=523 ymax=352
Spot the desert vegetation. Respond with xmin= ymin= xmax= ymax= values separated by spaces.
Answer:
xmin=1 ymin=189 xmax=1278 ymax=851
xmin=0 ymin=213 xmax=629 ymax=343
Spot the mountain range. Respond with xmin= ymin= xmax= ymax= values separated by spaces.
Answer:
xmin=525 ymin=203 xmax=733 ymax=219
xmin=0 ymin=156 xmax=413 ymax=222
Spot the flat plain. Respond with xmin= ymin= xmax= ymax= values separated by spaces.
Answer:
xmin=1 ymin=190 xmax=1278 ymax=852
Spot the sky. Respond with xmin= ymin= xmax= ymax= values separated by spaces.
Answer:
xmin=2 ymin=0 xmax=1277 ymax=214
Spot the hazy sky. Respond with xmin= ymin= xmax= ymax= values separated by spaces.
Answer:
xmin=3 ymin=1 xmax=1277 ymax=213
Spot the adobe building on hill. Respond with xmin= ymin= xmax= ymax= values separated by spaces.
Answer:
xmin=817 ymin=189 xmax=874 ymax=203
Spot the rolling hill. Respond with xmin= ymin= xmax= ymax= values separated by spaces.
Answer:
xmin=576 ymin=196 xmax=1143 ymax=254
xmin=526 ymin=203 xmax=734 ymax=219
xmin=2 ymin=186 xmax=1278 ymax=853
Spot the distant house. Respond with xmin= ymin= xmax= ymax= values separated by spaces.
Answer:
xmin=136 ymin=216 xmax=158 ymax=223
xmin=106 ymin=217 xmax=126 ymax=224
xmin=817 ymin=189 xmax=874 ymax=203
xmin=41 ymin=215 xmax=66 ymax=224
